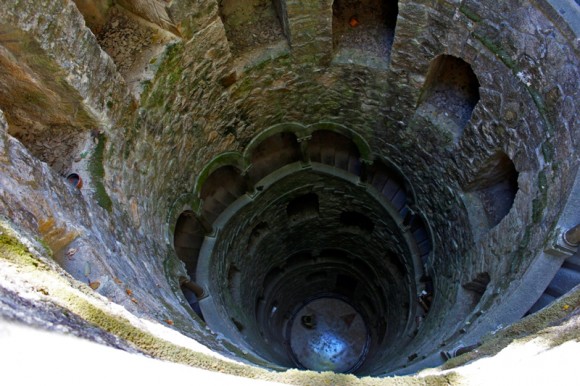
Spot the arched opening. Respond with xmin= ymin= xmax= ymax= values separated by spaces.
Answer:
xmin=332 ymin=0 xmax=398 ymax=68
xmin=407 ymin=214 xmax=432 ymax=265
xmin=180 ymin=277 xmax=205 ymax=320
xmin=174 ymin=211 xmax=205 ymax=281
xmin=287 ymin=192 xmax=320 ymax=223
xmin=71 ymin=0 xmax=112 ymax=35
xmin=248 ymin=131 xmax=300 ymax=184
xmin=307 ymin=130 xmax=361 ymax=174
xmin=462 ymin=272 xmax=491 ymax=309
xmin=200 ymin=165 xmax=247 ymax=224
xmin=416 ymin=55 xmax=480 ymax=140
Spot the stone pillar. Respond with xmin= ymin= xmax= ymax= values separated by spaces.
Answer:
xmin=297 ymin=134 xmax=312 ymax=164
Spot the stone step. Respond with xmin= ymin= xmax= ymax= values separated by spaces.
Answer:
xmin=348 ymin=156 xmax=361 ymax=175
xmin=546 ymin=266 xmax=580 ymax=298
xmin=527 ymin=293 xmax=557 ymax=315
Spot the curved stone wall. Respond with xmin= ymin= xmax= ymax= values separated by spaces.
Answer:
xmin=0 ymin=0 xmax=578 ymax=381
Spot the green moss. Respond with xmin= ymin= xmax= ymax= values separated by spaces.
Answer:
xmin=0 ymin=227 xmax=45 ymax=269
xmin=1 ymin=224 xmax=460 ymax=385
xmin=528 ymin=89 xmax=554 ymax=135
xmin=532 ymin=197 xmax=545 ymax=224
xmin=541 ymin=141 xmax=554 ymax=163
xmin=35 ymin=237 xmax=54 ymax=258
xmin=519 ymin=225 xmax=533 ymax=250
xmin=459 ymin=5 xmax=482 ymax=22
xmin=88 ymin=133 xmax=113 ymax=211
xmin=64 ymin=297 xmax=263 ymax=378
xmin=142 ymin=43 xmax=184 ymax=112
xmin=473 ymin=32 xmax=517 ymax=69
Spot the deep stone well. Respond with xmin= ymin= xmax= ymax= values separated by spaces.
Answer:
xmin=0 ymin=0 xmax=579 ymax=382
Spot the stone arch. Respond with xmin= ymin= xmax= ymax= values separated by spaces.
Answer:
xmin=244 ymin=123 xmax=308 ymax=158
xmin=199 ymin=165 xmax=248 ymax=224
xmin=406 ymin=212 xmax=432 ymax=268
xmin=77 ymin=3 xmax=179 ymax=86
xmin=307 ymin=130 xmax=362 ymax=175
xmin=71 ymin=0 xmax=113 ymax=35
xmin=308 ymin=122 xmax=373 ymax=161
xmin=366 ymin=158 xmax=412 ymax=212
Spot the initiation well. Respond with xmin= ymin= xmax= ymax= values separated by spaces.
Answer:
xmin=0 ymin=0 xmax=579 ymax=383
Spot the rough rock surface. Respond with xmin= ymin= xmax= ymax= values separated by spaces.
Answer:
xmin=0 ymin=0 xmax=578 ymax=382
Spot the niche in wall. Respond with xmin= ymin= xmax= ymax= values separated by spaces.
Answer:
xmin=340 ymin=211 xmax=375 ymax=234
xmin=174 ymin=211 xmax=205 ymax=280
xmin=464 ymin=151 xmax=519 ymax=228
xmin=247 ymin=222 xmax=270 ymax=253
xmin=415 ymin=55 xmax=480 ymax=141
xmin=92 ymin=5 xmax=176 ymax=84
xmin=248 ymin=131 xmax=300 ymax=184
xmin=332 ymin=0 xmax=398 ymax=69
xmin=218 ymin=0 xmax=289 ymax=55
xmin=287 ymin=193 xmax=320 ymax=223
xmin=307 ymin=130 xmax=361 ymax=175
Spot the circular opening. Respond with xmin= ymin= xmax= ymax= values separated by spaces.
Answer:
xmin=66 ymin=173 xmax=82 ymax=189
xmin=288 ymin=297 xmax=369 ymax=373
xmin=195 ymin=168 xmax=428 ymax=375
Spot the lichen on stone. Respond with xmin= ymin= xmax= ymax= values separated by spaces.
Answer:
xmin=88 ymin=132 xmax=113 ymax=211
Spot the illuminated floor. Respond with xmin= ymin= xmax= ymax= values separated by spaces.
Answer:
xmin=288 ymin=297 xmax=369 ymax=373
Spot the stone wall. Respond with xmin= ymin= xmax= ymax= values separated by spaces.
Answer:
xmin=0 ymin=0 xmax=578 ymax=377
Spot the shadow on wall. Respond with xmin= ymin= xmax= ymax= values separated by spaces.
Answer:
xmin=174 ymin=211 xmax=205 ymax=281
xmin=415 ymin=54 xmax=481 ymax=142
xmin=464 ymin=151 xmax=519 ymax=229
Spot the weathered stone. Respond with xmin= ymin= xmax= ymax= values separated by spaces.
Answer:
xmin=0 ymin=0 xmax=579 ymax=381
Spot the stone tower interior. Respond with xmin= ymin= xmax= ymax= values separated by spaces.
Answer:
xmin=0 ymin=0 xmax=579 ymax=384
